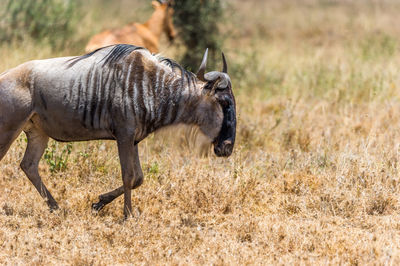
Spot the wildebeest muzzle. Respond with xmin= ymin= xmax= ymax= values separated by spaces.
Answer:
xmin=213 ymin=95 xmax=236 ymax=157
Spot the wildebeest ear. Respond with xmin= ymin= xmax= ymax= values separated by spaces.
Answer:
xmin=152 ymin=1 xmax=161 ymax=8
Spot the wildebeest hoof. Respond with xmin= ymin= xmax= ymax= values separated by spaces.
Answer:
xmin=48 ymin=203 xmax=59 ymax=212
xmin=124 ymin=208 xmax=141 ymax=220
xmin=92 ymin=201 xmax=105 ymax=212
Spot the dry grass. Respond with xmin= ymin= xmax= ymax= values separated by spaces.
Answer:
xmin=2 ymin=0 xmax=400 ymax=264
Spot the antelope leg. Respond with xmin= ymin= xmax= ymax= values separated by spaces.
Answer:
xmin=21 ymin=125 xmax=59 ymax=210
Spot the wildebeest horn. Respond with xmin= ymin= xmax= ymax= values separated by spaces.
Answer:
xmin=222 ymin=52 xmax=227 ymax=73
xmin=196 ymin=48 xmax=208 ymax=82
xmin=204 ymin=71 xmax=220 ymax=81
xmin=204 ymin=71 xmax=230 ymax=88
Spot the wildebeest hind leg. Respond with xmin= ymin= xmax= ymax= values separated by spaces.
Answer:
xmin=20 ymin=125 xmax=59 ymax=210
xmin=0 ymin=83 xmax=33 ymax=161
xmin=0 ymin=130 xmax=20 ymax=161
xmin=0 ymin=119 xmax=27 ymax=161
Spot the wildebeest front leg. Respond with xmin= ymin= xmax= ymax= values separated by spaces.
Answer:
xmin=92 ymin=142 xmax=143 ymax=217
xmin=21 ymin=126 xmax=59 ymax=210
xmin=92 ymin=186 xmax=124 ymax=212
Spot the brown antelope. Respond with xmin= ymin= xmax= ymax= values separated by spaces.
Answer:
xmin=85 ymin=0 xmax=176 ymax=54
xmin=0 ymin=44 xmax=236 ymax=218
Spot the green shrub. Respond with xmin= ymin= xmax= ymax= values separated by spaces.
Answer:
xmin=360 ymin=32 xmax=397 ymax=60
xmin=44 ymin=142 xmax=73 ymax=173
xmin=0 ymin=0 xmax=78 ymax=49
xmin=173 ymin=0 xmax=223 ymax=70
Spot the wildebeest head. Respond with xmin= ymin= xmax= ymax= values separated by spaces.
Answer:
xmin=153 ymin=0 xmax=176 ymax=42
xmin=196 ymin=49 xmax=237 ymax=157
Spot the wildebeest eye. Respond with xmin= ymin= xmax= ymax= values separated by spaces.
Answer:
xmin=217 ymin=94 xmax=232 ymax=107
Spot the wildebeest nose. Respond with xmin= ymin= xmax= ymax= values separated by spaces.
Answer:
xmin=223 ymin=140 xmax=232 ymax=146
xmin=222 ymin=140 xmax=233 ymax=156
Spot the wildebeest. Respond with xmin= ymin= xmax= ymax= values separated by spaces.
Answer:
xmin=85 ymin=0 xmax=176 ymax=53
xmin=0 ymin=44 xmax=236 ymax=218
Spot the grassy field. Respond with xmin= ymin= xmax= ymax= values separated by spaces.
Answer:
xmin=1 ymin=0 xmax=400 ymax=264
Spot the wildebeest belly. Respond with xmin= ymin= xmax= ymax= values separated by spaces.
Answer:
xmin=30 ymin=110 xmax=114 ymax=142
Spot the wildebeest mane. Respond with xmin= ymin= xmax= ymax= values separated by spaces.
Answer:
xmin=101 ymin=44 xmax=145 ymax=67
xmin=158 ymin=57 xmax=196 ymax=87
xmin=67 ymin=44 xmax=197 ymax=87
xmin=67 ymin=44 xmax=145 ymax=68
